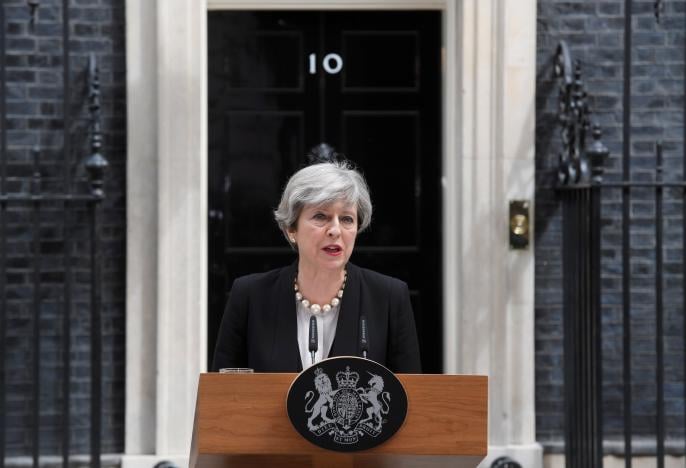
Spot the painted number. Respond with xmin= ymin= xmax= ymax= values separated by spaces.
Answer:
xmin=322 ymin=53 xmax=343 ymax=74
xmin=308 ymin=53 xmax=317 ymax=74
xmin=308 ymin=53 xmax=344 ymax=75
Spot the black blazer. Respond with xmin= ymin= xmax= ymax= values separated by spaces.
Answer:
xmin=212 ymin=262 xmax=421 ymax=373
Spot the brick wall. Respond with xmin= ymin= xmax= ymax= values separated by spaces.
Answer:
xmin=2 ymin=0 xmax=125 ymax=455
xmin=536 ymin=0 xmax=686 ymax=452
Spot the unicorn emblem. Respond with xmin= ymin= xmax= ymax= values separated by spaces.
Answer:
xmin=358 ymin=372 xmax=391 ymax=431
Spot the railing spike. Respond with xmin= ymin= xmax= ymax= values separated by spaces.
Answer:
xmin=85 ymin=55 xmax=108 ymax=198
xmin=27 ymin=0 xmax=39 ymax=30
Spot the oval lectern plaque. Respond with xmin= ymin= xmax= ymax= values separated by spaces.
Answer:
xmin=286 ymin=356 xmax=408 ymax=452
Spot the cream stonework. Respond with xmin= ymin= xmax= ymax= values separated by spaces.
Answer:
xmin=124 ymin=1 xmax=540 ymax=466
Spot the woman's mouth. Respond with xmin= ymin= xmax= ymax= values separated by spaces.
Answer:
xmin=323 ymin=245 xmax=343 ymax=256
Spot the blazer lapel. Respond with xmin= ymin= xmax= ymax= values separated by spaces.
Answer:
xmin=329 ymin=263 xmax=361 ymax=358
xmin=271 ymin=261 xmax=302 ymax=372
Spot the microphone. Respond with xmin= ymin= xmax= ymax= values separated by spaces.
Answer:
xmin=309 ymin=315 xmax=318 ymax=365
xmin=359 ymin=315 xmax=369 ymax=359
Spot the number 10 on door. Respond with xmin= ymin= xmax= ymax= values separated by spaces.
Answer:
xmin=308 ymin=53 xmax=344 ymax=75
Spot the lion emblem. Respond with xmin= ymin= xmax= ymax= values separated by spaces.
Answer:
xmin=304 ymin=368 xmax=337 ymax=430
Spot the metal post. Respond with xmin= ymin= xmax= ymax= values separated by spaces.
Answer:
xmin=89 ymin=200 xmax=101 ymax=468
xmin=581 ymin=187 xmax=589 ymax=468
xmin=591 ymin=180 xmax=603 ymax=468
xmin=0 ymin=2 xmax=6 ymax=466
xmin=85 ymin=54 xmax=107 ymax=468
xmin=682 ymin=4 xmax=686 ymax=459
xmin=622 ymin=0 xmax=633 ymax=464
xmin=61 ymin=0 xmax=72 ymax=464
xmin=562 ymin=191 xmax=574 ymax=465
xmin=31 ymin=148 xmax=41 ymax=468
xmin=559 ymin=126 xmax=608 ymax=468
xmin=654 ymin=142 xmax=664 ymax=468
xmin=589 ymin=126 xmax=608 ymax=468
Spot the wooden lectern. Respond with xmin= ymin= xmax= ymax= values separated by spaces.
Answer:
xmin=190 ymin=373 xmax=487 ymax=468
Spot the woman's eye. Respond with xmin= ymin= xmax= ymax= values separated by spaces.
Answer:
xmin=313 ymin=213 xmax=327 ymax=220
xmin=342 ymin=216 xmax=355 ymax=224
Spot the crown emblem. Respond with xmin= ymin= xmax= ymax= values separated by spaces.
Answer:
xmin=336 ymin=366 xmax=359 ymax=388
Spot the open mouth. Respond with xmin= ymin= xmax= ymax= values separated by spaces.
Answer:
xmin=323 ymin=245 xmax=342 ymax=255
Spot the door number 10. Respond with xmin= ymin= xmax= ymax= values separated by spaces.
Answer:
xmin=308 ymin=53 xmax=344 ymax=75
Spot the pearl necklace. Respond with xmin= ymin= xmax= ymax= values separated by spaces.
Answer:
xmin=294 ymin=270 xmax=347 ymax=315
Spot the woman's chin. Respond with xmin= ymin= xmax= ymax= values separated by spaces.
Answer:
xmin=298 ymin=253 xmax=350 ymax=272
xmin=317 ymin=257 xmax=348 ymax=270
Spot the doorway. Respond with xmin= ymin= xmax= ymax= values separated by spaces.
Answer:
xmin=207 ymin=10 xmax=443 ymax=372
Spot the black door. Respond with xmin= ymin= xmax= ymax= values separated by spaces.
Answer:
xmin=208 ymin=11 xmax=442 ymax=372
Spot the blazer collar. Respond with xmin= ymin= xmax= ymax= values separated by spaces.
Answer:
xmin=273 ymin=261 xmax=302 ymax=371
xmin=329 ymin=262 xmax=361 ymax=358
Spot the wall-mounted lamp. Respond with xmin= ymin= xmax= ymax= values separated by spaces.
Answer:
xmin=509 ymin=200 xmax=530 ymax=250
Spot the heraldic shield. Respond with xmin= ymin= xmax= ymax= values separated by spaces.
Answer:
xmin=286 ymin=356 xmax=408 ymax=452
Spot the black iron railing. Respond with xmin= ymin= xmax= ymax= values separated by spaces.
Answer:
xmin=553 ymin=3 xmax=686 ymax=461
xmin=0 ymin=1 xmax=108 ymax=467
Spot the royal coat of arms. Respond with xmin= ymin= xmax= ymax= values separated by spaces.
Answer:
xmin=287 ymin=356 xmax=407 ymax=452
xmin=305 ymin=366 xmax=391 ymax=444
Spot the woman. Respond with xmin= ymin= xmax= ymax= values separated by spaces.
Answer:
xmin=212 ymin=161 xmax=421 ymax=373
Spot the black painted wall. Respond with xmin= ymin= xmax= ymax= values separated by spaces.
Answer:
xmin=2 ymin=0 xmax=125 ymax=455
xmin=536 ymin=0 xmax=686 ymax=453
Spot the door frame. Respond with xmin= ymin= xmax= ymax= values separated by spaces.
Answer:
xmin=124 ymin=0 xmax=540 ymax=465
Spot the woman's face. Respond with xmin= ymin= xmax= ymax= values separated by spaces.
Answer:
xmin=289 ymin=201 xmax=358 ymax=274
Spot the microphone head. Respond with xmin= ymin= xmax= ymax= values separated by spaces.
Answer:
xmin=309 ymin=316 xmax=318 ymax=352
xmin=359 ymin=315 xmax=369 ymax=351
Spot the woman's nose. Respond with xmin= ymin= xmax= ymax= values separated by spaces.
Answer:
xmin=327 ymin=218 xmax=341 ymax=237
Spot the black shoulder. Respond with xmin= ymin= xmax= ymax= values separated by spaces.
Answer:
xmin=230 ymin=265 xmax=292 ymax=293
xmin=347 ymin=263 xmax=407 ymax=291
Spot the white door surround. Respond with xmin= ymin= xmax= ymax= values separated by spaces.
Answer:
xmin=124 ymin=1 xmax=541 ymax=467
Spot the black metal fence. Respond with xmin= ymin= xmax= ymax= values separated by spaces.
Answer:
xmin=0 ymin=2 xmax=107 ymax=467
xmin=554 ymin=1 xmax=686 ymax=461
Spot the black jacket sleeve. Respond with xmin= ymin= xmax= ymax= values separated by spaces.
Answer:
xmin=211 ymin=277 xmax=249 ymax=371
xmin=387 ymin=280 xmax=422 ymax=373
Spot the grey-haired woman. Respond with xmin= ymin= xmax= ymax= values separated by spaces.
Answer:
xmin=212 ymin=161 xmax=421 ymax=373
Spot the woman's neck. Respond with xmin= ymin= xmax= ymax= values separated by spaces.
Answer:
xmin=296 ymin=263 xmax=346 ymax=306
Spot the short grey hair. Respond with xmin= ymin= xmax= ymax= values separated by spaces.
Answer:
xmin=274 ymin=161 xmax=372 ymax=243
